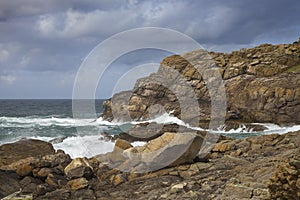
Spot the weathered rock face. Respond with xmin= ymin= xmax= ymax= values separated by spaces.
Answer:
xmin=268 ymin=149 xmax=300 ymax=199
xmin=101 ymin=39 xmax=300 ymax=127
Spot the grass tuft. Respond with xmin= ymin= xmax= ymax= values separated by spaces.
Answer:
xmin=285 ymin=64 xmax=300 ymax=73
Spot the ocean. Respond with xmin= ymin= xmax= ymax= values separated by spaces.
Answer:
xmin=0 ymin=99 xmax=299 ymax=158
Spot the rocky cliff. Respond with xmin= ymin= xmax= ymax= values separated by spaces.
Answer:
xmin=102 ymin=38 xmax=300 ymax=127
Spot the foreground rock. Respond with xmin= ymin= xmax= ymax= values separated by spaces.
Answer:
xmin=97 ymin=131 xmax=206 ymax=172
xmin=0 ymin=171 xmax=20 ymax=199
xmin=0 ymin=139 xmax=55 ymax=171
xmin=0 ymin=140 xmax=71 ymax=199
xmin=94 ymin=130 xmax=300 ymax=200
xmin=1 ymin=130 xmax=300 ymax=199
xmin=102 ymin=38 xmax=300 ymax=127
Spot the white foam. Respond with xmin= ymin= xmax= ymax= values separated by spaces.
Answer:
xmin=131 ymin=141 xmax=147 ymax=147
xmin=212 ymin=124 xmax=254 ymax=134
xmin=50 ymin=123 xmax=300 ymax=158
xmin=2 ymin=112 xmax=300 ymax=159
xmin=32 ymin=136 xmax=146 ymax=158
xmin=52 ymin=135 xmax=115 ymax=158
xmin=95 ymin=112 xmax=300 ymax=135
xmin=0 ymin=116 xmax=100 ymax=128
xmin=95 ymin=112 xmax=206 ymax=131
xmin=96 ymin=117 xmax=124 ymax=126
xmin=253 ymin=123 xmax=300 ymax=135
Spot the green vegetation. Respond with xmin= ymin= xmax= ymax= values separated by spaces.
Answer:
xmin=286 ymin=64 xmax=300 ymax=73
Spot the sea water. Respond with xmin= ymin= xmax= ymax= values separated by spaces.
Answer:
xmin=0 ymin=99 xmax=299 ymax=158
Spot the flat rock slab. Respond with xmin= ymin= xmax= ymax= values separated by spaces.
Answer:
xmin=0 ymin=139 xmax=55 ymax=167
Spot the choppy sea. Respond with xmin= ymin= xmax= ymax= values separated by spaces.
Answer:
xmin=0 ymin=99 xmax=299 ymax=158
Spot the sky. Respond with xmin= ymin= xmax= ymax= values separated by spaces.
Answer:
xmin=0 ymin=0 xmax=300 ymax=99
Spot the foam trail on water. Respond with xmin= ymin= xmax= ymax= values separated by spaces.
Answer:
xmin=96 ymin=112 xmax=207 ymax=131
xmin=0 ymin=116 xmax=98 ymax=128
xmin=2 ymin=112 xmax=300 ymax=158
xmin=254 ymin=123 xmax=300 ymax=135
xmin=96 ymin=112 xmax=300 ymax=135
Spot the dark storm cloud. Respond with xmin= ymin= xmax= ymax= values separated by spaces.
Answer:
xmin=0 ymin=0 xmax=299 ymax=98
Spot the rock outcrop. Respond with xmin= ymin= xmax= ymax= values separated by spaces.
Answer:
xmin=102 ymin=39 xmax=300 ymax=129
xmin=1 ymin=130 xmax=300 ymax=199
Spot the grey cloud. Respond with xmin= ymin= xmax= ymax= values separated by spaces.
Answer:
xmin=0 ymin=0 xmax=299 ymax=98
xmin=0 ymin=0 xmax=128 ymax=21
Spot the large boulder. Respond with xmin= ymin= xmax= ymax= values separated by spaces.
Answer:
xmin=103 ymin=131 xmax=206 ymax=173
xmin=0 ymin=139 xmax=55 ymax=171
xmin=137 ymin=132 xmax=204 ymax=167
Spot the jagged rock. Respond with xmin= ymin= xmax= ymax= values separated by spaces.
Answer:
xmin=36 ymin=189 xmax=70 ymax=200
xmin=67 ymin=178 xmax=89 ymax=191
xmin=41 ymin=150 xmax=72 ymax=168
xmin=212 ymin=140 xmax=235 ymax=152
xmin=20 ymin=176 xmax=43 ymax=194
xmin=268 ymin=151 xmax=300 ymax=199
xmin=45 ymin=173 xmax=67 ymax=189
xmin=71 ymin=189 xmax=96 ymax=199
xmin=64 ymin=158 xmax=93 ymax=179
xmin=35 ymin=184 xmax=54 ymax=197
xmin=113 ymin=139 xmax=133 ymax=151
xmin=110 ymin=174 xmax=126 ymax=186
xmin=32 ymin=168 xmax=53 ymax=179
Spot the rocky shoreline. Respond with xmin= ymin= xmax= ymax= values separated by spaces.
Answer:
xmin=0 ymin=130 xmax=299 ymax=199
xmin=1 ymin=39 xmax=300 ymax=199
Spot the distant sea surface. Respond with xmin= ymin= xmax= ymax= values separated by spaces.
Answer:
xmin=0 ymin=99 xmax=299 ymax=158
xmin=0 ymin=99 xmax=104 ymax=142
